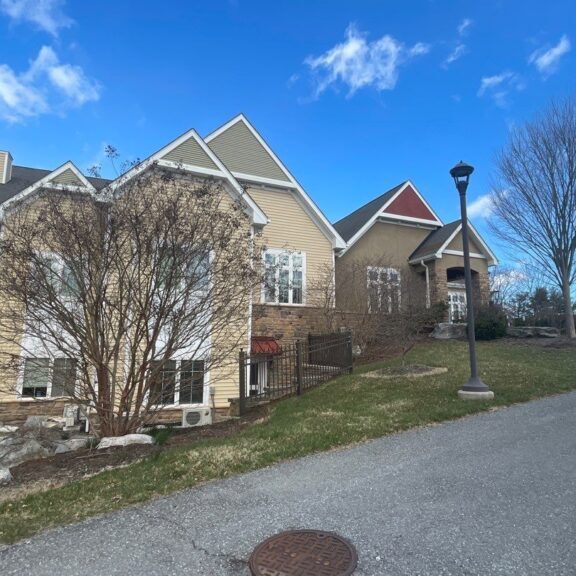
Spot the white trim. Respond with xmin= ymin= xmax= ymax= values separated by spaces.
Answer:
xmin=102 ymin=128 xmax=268 ymax=226
xmin=0 ymin=161 xmax=96 ymax=218
xmin=435 ymin=222 xmax=498 ymax=265
xmin=380 ymin=180 xmax=443 ymax=224
xmin=443 ymin=249 xmax=487 ymax=259
xmin=377 ymin=214 xmax=442 ymax=226
xmin=231 ymin=171 xmax=296 ymax=189
xmin=337 ymin=181 xmax=443 ymax=257
xmin=206 ymin=114 xmax=345 ymax=249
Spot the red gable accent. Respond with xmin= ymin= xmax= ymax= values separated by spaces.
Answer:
xmin=383 ymin=185 xmax=437 ymax=221
xmin=251 ymin=336 xmax=282 ymax=356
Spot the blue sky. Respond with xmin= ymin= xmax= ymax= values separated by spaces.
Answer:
xmin=0 ymin=0 xmax=574 ymax=253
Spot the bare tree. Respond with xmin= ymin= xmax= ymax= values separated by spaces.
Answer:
xmin=0 ymin=165 xmax=262 ymax=436
xmin=489 ymin=97 xmax=576 ymax=337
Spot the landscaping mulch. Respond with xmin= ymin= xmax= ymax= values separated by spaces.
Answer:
xmin=2 ymin=404 xmax=270 ymax=503
xmin=362 ymin=364 xmax=448 ymax=379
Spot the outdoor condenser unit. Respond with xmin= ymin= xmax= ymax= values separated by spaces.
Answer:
xmin=181 ymin=408 xmax=212 ymax=428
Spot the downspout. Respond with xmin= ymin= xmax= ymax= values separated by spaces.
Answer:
xmin=420 ymin=260 xmax=431 ymax=309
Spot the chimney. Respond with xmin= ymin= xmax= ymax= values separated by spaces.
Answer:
xmin=0 ymin=150 xmax=12 ymax=184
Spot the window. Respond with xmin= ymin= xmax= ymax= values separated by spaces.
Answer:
xmin=367 ymin=267 xmax=401 ymax=313
xmin=33 ymin=253 xmax=79 ymax=298
xmin=158 ymin=247 xmax=210 ymax=292
xmin=264 ymin=250 xmax=305 ymax=305
xmin=448 ymin=291 xmax=467 ymax=323
xmin=21 ymin=357 xmax=77 ymax=398
xmin=149 ymin=359 xmax=205 ymax=405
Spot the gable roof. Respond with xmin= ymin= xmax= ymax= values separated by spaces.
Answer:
xmin=103 ymin=127 xmax=268 ymax=226
xmin=0 ymin=162 xmax=110 ymax=216
xmin=0 ymin=165 xmax=108 ymax=206
xmin=409 ymin=219 xmax=498 ymax=265
xmin=334 ymin=181 xmax=443 ymax=255
xmin=333 ymin=182 xmax=406 ymax=242
xmin=206 ymin=114 xmax=345 ymax=249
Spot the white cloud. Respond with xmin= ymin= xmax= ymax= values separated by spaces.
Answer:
xmin=304 ymin=24 xmax=430 ymax=98
xmin=457 ymin=18 xmax=473 ymax=36
xmin=0 ymin=46 xmax=101 ymax=123
xmin=444 ymin=18 xmax=473 ymax=67
xmin=528 ymin=35 xmax=571 ymax=77
xmin=468 ymin=194 xmax=494 ymax=218
xmin=477 ymin=71 xmax=523 ymax=107
xmin=0 ymin=0 xmax=72 ymax=36
xmin=444 ymin=43 xmax=466 ymax=66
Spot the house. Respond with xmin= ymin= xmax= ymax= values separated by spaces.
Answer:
xmin=0 ymin=115 xmax=344 ymax=424
xmin=333 ymin=181 xmax=497 ymax=322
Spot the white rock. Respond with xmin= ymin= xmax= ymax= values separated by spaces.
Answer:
xmin=431 ymin=322 xmax=467 ymax=340
xmin=0 ymin=438 xmax=50 ymax=466
xmin=0 ymin=425 xmax=18 ymax=435
xmin=23 ymin=415 xmax=49 ymax=429
xmin=97 ymin=434 xmax=155 ymax=450
xmin=0 ymin=467 xmax=12 ymax=484
xmin=55 ymin=438 xmax=89 ymax=454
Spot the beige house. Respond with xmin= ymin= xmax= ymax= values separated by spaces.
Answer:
xmin=0 ymin=115 xmax=344 ymax=423
xmin=333 ymin=181 xmax=497 ymax=321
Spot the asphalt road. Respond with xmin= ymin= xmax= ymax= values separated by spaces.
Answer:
xmin=2 ymin=392 xmax=576 ymax=576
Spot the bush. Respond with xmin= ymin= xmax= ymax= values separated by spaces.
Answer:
xmin=474 ymin=304 xmax=508 ymax=340
xmin=145 ymin=426 xmax=174 ymax=446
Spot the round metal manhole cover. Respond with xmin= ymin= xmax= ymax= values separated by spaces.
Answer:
xmin=249 ymin=529 xmax=358 ymax=576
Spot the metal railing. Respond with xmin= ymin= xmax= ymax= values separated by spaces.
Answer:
xmin=238 ymin=332 xmax=353 ymax=414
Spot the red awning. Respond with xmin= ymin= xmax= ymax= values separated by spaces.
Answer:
xmin=251 ymin=336 xmax=282 ymax=356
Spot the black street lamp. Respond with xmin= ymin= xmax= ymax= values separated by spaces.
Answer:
xmin=450 ymin=161 xmax=494 ymax=400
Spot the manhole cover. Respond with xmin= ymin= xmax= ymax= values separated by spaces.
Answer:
xmin=249 ymin=529 xmax=358 ymax=576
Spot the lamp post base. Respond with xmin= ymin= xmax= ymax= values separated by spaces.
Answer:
xmin=458 ymin=376 xmax=494 ymax=400
xmin=458 ymin=389 xmax=495 ymax=400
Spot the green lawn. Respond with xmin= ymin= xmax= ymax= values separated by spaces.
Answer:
xmin=2 ymin=339 xmax=576 ymax=544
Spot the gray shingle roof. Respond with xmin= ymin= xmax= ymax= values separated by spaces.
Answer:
xmin=333 ymin=181 xmax=407 ymax=242
xmin=0 ymin=165 xmax=110 ymax=205
xmin=409 ymin=220 xmax=461 ymax=261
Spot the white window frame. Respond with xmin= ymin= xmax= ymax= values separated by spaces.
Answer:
xmin=367 ymin=266 xmax=401 ymax=313
xmin=448 ymin=290 xmax=467 ymax=323
xmin=262 ymin=249 xmax=306 ymax=306
xmin=17 ymin=356 xmax=78 ymax=400
xmin=147 ymin=358 xmax=209 ymax=408
xmin=33 ymin=251 xmax=79 ymax=301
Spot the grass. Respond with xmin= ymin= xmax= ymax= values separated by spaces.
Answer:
xmin=2 ymin=339 xmax=576 ymax=544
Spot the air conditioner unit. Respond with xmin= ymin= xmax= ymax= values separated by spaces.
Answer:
xmin=181 ymin=408 xmax=212 ymax=428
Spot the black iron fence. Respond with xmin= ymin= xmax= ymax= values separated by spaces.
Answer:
xmin=238 ymin=332 xmax=353 ymax=414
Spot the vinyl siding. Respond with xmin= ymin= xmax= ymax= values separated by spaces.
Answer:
xmin=248 ymin=185 xmax=333 ymax=306
xmin=342 ymin=221 xmax=433 ymax=266
xmin=208 ymin=121 xmax=291 ymax=182
xmin=0 ymin=152 xmax=6 ymax=184
xmin=51 ymin=168 xmax=84 ymax=186
xmin=163 ymin=137 xmax=219 ymax=170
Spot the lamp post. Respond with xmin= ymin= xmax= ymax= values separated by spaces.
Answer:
xmin=449 ymin=161 xmax=494 ymax=400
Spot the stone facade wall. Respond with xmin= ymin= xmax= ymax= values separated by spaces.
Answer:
xmin=0 ymin=399 xmax=68 ymax=425
xmin=252 ymin=304 xmax=332 ymax=345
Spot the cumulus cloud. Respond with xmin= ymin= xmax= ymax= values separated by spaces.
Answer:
xmin=0 ymin=46 xmax=101 ymax=123
xmin=528 ymin=35 xmax=571 ymax=77
xmin=477 ymin=71 xmax=523 ymax=107
xmin=304 ymin=24 xmax=430 ymax=98
xmin=467 ymin=194 xmax=494 ymax=218
xmin=0 ymin=0 xmax=72 ymax=36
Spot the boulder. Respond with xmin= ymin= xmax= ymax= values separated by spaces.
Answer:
xmin=0 ymin=425 xmax=18 ymax=435
xmin=431 ymin=323 xmax=467 ymax=340
xmin=507 ymin=326 xmax=536 ymax=338
xmin=0 ymin=467 xmax=12 ymax=484
xmin=535 ymin=327 xmax=560 ymax=338
xmin=23 ymin=415 xmax=49 ymax=429
xmin=54 ymin=438 xmax=89 ymax=454
xmin=97 ymin=434 xmax=155 ymax=450
xmin=0 ymin=437 xmax=50 ymax=466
